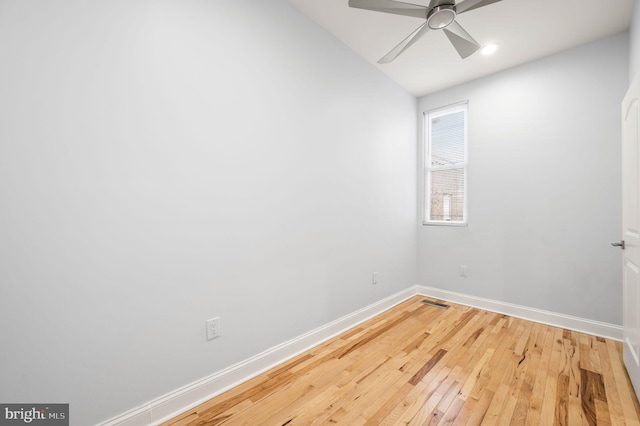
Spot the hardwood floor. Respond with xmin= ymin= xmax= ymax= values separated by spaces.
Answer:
xmin=163 ymin=296 xmax=640 ymax=425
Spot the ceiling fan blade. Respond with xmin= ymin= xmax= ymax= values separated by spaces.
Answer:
xmin=348 ymin=0 xmax=430 ymax=19
xmin=443 ymin=21 xmax=480 ymax=58
xmin=455 ymin=0 xmax=502 ymax=14
xmin=378 ymin=21 xmax=430 ymax=63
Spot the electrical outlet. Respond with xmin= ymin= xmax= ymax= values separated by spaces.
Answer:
xmin=373 ymin=272 xmax=378 ymax=285
xmin=459 ymin=266 xmax=468 ymax=278
xmin=206 ymin=317 xmax=221 ymax=340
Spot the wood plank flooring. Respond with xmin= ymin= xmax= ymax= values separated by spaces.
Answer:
xmin=163 ymin=296 xmax=640 ymax=425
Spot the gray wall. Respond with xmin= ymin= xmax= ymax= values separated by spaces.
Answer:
xmin=631 ymin=0 xmax=640 ymax=80
xmin=417 ymin=33 xmax=628 ymax=325
xmin=0 ymin=1 xmax=417 ymax=424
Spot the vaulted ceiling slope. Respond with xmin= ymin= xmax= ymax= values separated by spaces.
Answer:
xmin=287 ymin=0 xmax=634 ymax=96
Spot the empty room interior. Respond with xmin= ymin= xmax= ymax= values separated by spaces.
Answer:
xmin=4 ymin=0 xmax=640 ymax=424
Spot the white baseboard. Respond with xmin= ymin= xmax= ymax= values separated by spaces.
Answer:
xmin=97 ymin=287 xmax=416 ymax=426
xmin=415 ymin=285 xmax=622 ymax=341
xmin=98 ymin=284 xmax=622 ymax=426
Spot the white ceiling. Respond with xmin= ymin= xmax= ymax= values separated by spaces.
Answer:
xmin=287 ymin=0 xmax=634 ymax=97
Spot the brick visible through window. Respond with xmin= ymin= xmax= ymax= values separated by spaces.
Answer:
xmin=424 ymin=102 xmax=468 ymax=225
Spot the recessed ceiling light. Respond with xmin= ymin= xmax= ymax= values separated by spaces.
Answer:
xmin=481 ymin=43 xmax=499 ymax=55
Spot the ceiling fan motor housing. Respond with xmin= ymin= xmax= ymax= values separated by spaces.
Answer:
xmin=427 ymin=5 xmax=457 ymax=30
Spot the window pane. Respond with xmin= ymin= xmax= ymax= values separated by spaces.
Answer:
xmin=429 ymin=168 xmax=465 ymax=222
xmin=431 ymin=111 xmax=465 ymax=166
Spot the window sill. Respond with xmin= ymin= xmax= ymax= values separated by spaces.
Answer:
xmin=422 ymin=221 xmax=468 ymax=227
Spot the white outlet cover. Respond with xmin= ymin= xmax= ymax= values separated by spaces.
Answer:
xmin=206 ymin=317 xmax=221 ymax=340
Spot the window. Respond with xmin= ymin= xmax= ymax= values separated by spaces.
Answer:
xmin=423 ymin=102 xmax=468 ymax=225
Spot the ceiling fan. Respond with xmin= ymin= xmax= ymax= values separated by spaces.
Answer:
xmin=348 ymin=0 xmax=502 ymax=63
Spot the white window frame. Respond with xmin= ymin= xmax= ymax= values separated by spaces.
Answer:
xmin=423 ymin=101 xmax=468 ymax=226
